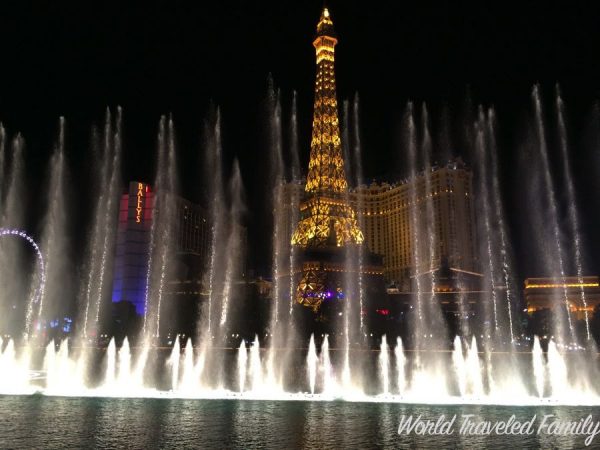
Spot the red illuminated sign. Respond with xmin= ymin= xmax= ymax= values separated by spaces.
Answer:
xmin=136 ymin=182 xmax=144 ymax=223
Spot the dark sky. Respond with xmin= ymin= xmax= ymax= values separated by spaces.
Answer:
xmin=1 ymin=1 xmax=600 ymax=277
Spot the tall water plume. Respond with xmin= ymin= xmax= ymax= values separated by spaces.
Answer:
xmin=94 ymin=108 xmax=122 ymax=326
xmin=473 ymin=109 xmax=500 ymax=342
xmin=0 ymin=133 xmax=25 ymax=228
xmin=400 ymin=103 xmax=449 ymax=393
xmin=286 ymin=92 xmax=302 ymax=317
xmin=351 ymin=95 xmax=364 ymax=188
xmin=219 ymin=159 xmax=245 ymax=330
xmin=339 ymin=94 xmax=367 ymax=389
xmin=289 ymin=92 xmax=302 ymax=183
xmin=419 ymin=104 xmax=447 ymax=348
xmin=472 ymin=107 xmax=525 ymax=395
xmin=486 ymin=109 xmax=517 ymax=344
xmin=199 ymin=155 xmax=245 ymax=389
xmin=350 ymin=94 xmax=367 ymax=339
xmin=403 ymin=103 xmax=425 ymax=347
xmin=335 ymin=100 xmax=360 ymax=387
xmin=348 ymin=94 xmax=366 ymax=335
xmin=27 ymin=118 xmax=70 ymax=339
xmin=0 ymin=131 xmax=27 ymax=335
xmin=79 ymin=108 xmax=122 ymax=340
xmin=555 ymin=86 xmax=591 ymax=341
xmin=421 ymin=104 xmax=436 ymax=281
xmin=479 ymin=108 xmax=528 ymax=398
xmin=281 ymin=92 xmax=302 ymax=389
xmin=142 ymin=116 xmax=178 ymax=340
xmin=531 ymin=85 xmax=574 ymax=343
xmin=199 ymin=108 xmax=226 ymax=340
xmin=194 ymin=108 xmax=228 ymax=389
xmin=268 ymin=83 xmax=285 ymax=327
xmin=340 ymin=99 xmax=354 ymax=389
xmin=266 ymin=84 xmax=286 ymax=387
xmin=79 ymin=114 xmax=109 ymax=339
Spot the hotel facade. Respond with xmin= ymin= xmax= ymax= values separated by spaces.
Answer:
xmin=525 ymin=276 xmax=600 ymax=320
xmin=350 ymin=159 xmax=476 ymax=288
xmin=280 ymin=159 xmax=477 ymax=292
xmin=111 ymin=181 xmax=211 ymax=315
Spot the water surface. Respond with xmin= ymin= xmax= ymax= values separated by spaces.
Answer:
xmin=0 ymin=396 xmax=598 ymax=448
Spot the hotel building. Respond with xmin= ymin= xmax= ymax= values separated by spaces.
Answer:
xmin=350 ymin=159 xmax=477 ymax=288
xmin=525 ymin=276 xmax=600 ymax=321
xmin=111 ymin=181 xmax=211 ymax=315
xmin=280 ymin=159 xmax=477 ymax=291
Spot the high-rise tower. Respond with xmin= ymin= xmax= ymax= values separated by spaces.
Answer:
xmin=292 ymin=8 xmax=374 ymax=312
xmin=292 ymin=8 xmax=363 ymax=249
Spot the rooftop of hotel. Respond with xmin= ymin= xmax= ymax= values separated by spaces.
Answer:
xmin=351 ymin=157 xmax=470 ymax=193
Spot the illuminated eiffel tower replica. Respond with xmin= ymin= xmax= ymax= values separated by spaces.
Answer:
xmin=292 ymin=7 xmax=384 ymax=317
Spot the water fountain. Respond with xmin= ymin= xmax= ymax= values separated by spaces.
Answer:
xmin=531 ymin=86 xmax=576 ymax=344
xmin=378 ymin=335 xmax=390 ymax=396
xmin=266 ymin=81 xmax=286 ymax=390
xmin=0 ymin=84 xmax=598 ymax=407
xmin=79 ymin=108 xmax=122 ymax=342
xmin=237 ymin=340 xmax=247 ymax=393
xmin=2 ymin=4 xmax=600 ymax=447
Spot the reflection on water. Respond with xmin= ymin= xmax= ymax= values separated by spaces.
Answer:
xmin=0 ymin=396 xmax=594 ymax=448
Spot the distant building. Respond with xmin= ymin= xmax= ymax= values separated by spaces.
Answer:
xmin=525 ymin=276 xmax=600 ymax=320
xmin=350 ymin=159 xmax=477 ymax=288
xmin=279 ymin=160 xmax=478 ymax=292
xmin=111 ymin=181 xmax=154 ymax=315
xmin=111 ymin=181 xmax=211 ymax=315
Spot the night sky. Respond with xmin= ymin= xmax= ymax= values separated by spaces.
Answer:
xmin=1 ymin=1 xmax=600 ymax=278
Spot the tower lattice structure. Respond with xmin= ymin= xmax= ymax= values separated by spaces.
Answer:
xmin=291 ymin=8 xmax=364 ymax=311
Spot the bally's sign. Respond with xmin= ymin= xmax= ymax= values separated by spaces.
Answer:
xmin=136 ymin=182 xmax=145 ymax=223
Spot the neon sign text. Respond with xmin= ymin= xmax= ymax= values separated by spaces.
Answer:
xmin=136 ymin=182 xmax=144 ymax=223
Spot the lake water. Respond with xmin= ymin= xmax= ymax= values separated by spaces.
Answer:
xmin=1 ymin=395 xmax=599 ymax=448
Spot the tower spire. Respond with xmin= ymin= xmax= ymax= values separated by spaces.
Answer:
xmin=291 ymin=7 xmax=365 ymax=310
xmin=316 ymin=6 xmax=336 ymax=41
xmin=305 ymin=6 xmax=343 ymax=194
